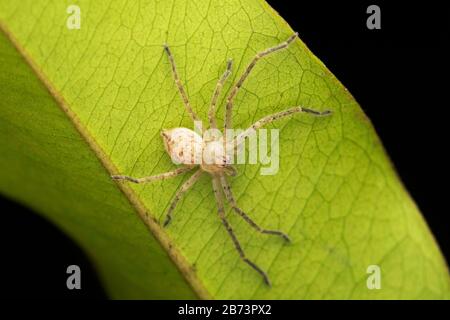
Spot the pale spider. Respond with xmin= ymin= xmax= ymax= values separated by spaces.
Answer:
xmin=112 ymin=32 xmax=332 ymax=286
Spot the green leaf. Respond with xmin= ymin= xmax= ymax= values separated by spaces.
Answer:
xmin=0 ymin=0 xmax=448 ymax=299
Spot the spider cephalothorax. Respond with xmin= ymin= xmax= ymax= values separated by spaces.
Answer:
xmin=112 ymin=32 xmax=332 ymax=286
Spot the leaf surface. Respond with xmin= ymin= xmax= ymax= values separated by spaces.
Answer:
xmin=0 ymin=0 xmax=448 ymax=299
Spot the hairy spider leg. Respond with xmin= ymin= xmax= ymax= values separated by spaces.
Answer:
xmin=233 ymin=106 xmax=332 ymax=148
xmin=225 ymin=33 xmax=298 ymax=131
xmin=111 ymin=166 xmax=193 ymax=184
xmin=163 ymin=169 xmax=203 ymax=227
xmin=208 ymin=59 xmax=233 ymax=129
xmin=164 ymin=44 xmax=203 ymax=131
xmin=219 ymin=175 xmax=291 ymax=242
xmin=212 ymin=177 xmax=271 ymax=286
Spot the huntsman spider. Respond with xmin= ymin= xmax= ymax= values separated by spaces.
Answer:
xmin=112 ymin=33 xmax=332 ymax=285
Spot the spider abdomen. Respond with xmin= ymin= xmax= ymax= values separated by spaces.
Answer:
xmin=161 ymin=128 xmax=203 ymax=166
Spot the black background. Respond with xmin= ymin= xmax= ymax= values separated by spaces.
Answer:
xmin=0 ymin=1 xmax=448 ymax=299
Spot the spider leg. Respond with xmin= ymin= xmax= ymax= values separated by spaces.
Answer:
xmin=163 ymin=44 xmax=202 ymax=130
xmin=212 ymin=177 xmax=271 ymax=286
xmin=225 ymin=33 xmax=298 ymax=130
xmin=219 ymin=175 xmax=290 ymax=242
xmin=163 ymin=169 xmax=203 ymax=227
xmin=208 ymin=59 xmax=233 ymax=129
xmin=234 ymin=106 xmax=332 ymax=147
xmin=112 ymin=166 xmax=193 ymax=184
